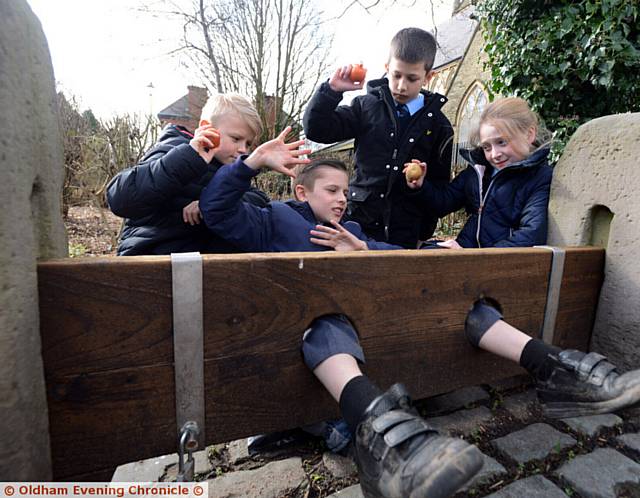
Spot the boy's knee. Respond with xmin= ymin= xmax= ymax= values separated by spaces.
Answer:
xmin=301 ymin=314 xmax=365 ymax=370
xmin=465 ymin=298 xmax=503 ymax=347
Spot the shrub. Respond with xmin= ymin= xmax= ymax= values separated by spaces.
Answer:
xmin=478 ymin=0 xmax=640 ymax=160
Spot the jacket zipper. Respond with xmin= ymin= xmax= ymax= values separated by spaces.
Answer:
xmin=477 ymin=179 xmax=497 ymax=247
xmin=472 ymin=165 xmax=485 ymax=247
xmin=475 ymin=165 xmax=509 ymax=247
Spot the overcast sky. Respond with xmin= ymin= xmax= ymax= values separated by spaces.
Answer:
xmin=26 ymin=0 xmax=455 ymax=119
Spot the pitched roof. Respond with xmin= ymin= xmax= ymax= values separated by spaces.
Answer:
xmin=158 ymin=94 xmax=190 ymax=119
xmin=432 ymin=5 xmax=478 ymax=70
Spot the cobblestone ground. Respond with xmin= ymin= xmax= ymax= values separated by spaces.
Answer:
xmin=114 ymin=374 xmax=640 ymax=497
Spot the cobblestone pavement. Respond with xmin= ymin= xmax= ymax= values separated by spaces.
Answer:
xmin=113 ymin=375 xmax=640 ymax=497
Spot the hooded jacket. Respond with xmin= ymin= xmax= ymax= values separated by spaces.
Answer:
xmin=107 ymin=124 xmax=270 ymax=255
xmin=199 ymin=159 xmax=400 ymax=253
xmin=419 ymin=146 xmax=553 ymax=248
xmin=303 ymin=78 xmax=453 ymax=248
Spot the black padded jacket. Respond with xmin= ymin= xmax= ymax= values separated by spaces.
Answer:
xmin=303 ymin=78 xmax=453 ymax=248
xmin=106 ymin=124 xmax=270 ymax=255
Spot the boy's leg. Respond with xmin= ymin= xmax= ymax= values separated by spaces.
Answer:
xmin=303 ymin=315 xmax=482 ymax=498
xmin=465 ymin=299 xmax=640 ymax=418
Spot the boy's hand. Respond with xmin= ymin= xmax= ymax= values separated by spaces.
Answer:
xmin=190 ymin=124 xmax=220 ymax=163
xmin=310 ymin=221 xmax=368 ymax=251
xmin=244 ymin=126 xmax=311 ymax=178
xmin=437 ymin=239 xmax=463 ymax=249
xmin=404 ymin=159 xmax=427 ymax=189
xmin=329 ymin=65 xmax=364 ymax=93
xmin=182 ymin=200 xmax=202 ymax=225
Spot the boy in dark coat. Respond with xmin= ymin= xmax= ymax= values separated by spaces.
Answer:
xmin=106 ymin=93 xmax=269 ymax=255
xmin=199 ymin=128 xmax=484 ymax=498
xmin=303 ymin=27 xmax=453 ymax=249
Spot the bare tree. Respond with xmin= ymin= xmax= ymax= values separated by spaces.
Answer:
xmin=143 ymin=0 xmax=333 ymax=141
xmin=57 ymin=91 xmax=159 ymax=213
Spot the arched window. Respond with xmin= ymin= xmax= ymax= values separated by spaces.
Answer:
xmin=457 ymin=82 xmax=489 ymax=146
xmin=426 ymin=64 xmax=456 ymax=95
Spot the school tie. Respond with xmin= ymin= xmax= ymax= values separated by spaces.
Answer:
xmin=396 ymin=103 xmax=410 ymax=136
xmin=396 ymin=103 xmax=410 ymax=118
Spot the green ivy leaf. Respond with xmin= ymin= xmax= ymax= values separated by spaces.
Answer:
xmin=477 ymin=0 xmax=640 ymax=155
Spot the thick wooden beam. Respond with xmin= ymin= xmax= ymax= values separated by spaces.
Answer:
xmin=552 ymin=247 xmax=605 ymax=351
xmin=37 ymin=247 xmax=603 ymax=480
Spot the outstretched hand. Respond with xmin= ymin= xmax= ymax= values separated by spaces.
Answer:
xmin=310 ymin=221 xmax=368 ymax=252
xmin=244 ymin=126 xmax=311 ymax=177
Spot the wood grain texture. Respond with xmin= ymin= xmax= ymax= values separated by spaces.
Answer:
xmin=37 ymin=247 xmax=603 ymax=480
xmin=552 ymin=247 xmax=605 ymax=351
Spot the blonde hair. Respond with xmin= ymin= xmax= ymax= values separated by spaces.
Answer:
xmin=471 ymin=97 xmax=551 ymax=149
xmin=200 ymin=93 xmax=262 ymax=141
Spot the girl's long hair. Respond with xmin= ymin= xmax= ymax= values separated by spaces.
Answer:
xmin=470 ymin=97 xmax=552 ymax=151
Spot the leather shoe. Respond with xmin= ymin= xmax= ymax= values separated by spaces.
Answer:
xmin=354 ymin=384 xmax=483 ymax=498
xmin=537 ymin=350 xmax=640 ymax=418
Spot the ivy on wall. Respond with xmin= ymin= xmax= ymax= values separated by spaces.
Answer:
xmin=477 ymin=0 xmax=640 ymax=159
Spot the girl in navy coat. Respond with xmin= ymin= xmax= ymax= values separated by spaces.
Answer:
xmin=411 ymin=96 xmax=553 ymax=249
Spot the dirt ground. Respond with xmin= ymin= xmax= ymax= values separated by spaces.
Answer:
xmin=64 ymin=204 xmax=459 ymax=258
xmin=65 ymin=205 xmax=122 ymax=256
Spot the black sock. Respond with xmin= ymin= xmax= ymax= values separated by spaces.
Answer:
xmin=519 ymin=338 xmax=561 ymax=381
xmin=339 ymin=375 xmax=382 ymax=433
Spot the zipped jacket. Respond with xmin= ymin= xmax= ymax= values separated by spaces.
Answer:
xmin=419 ymin=147 xmax=553 ymax=248
xmin=200 ymin=158 xmax=401 ymax=253
xmin=107 ymin=124 xmax=270 ymax=255
xmin=303 ymin=78 xmax=453 ymax=248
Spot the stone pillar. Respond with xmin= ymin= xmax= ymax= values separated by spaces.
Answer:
xmin=0 ymin=0 xmax=67 ymax=480
xmin=547 ymin=113 xmax=640 ymax=370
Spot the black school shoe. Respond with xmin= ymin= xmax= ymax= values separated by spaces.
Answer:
xmin=354 ymin=384 xmax=483 ymax=498
xmin=537 ymin=349 xmax=640 ymax=419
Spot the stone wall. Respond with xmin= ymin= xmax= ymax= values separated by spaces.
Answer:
xmin=0 ymin=0 xmax=67 ymax=480
xmin=547 ymin=113 xmax=640 ymax=370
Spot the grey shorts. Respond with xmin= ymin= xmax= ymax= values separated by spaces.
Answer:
xmin=301 ymin=314 xmax=365 ymax=370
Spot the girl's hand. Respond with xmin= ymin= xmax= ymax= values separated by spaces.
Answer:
xmin=437 ymin=239 xmax=463 ymax=249
xmin=244 ymin=126 xmax=311 ymax=177
xmin=329 ymin=66 xmax=364 ymax=93
xmin=404 ymin=159 xmax=427 ymax=189
xmin=310 ymin=221 xmax=368 ymax=251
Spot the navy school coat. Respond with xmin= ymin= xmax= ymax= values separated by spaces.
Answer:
xmin=419 ymin=146 xmax=553 ymax=248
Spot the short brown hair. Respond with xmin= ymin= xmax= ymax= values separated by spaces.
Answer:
xmin=389 ymin=27 xmax=437 ymax=72
xmin=292 ymin=159 xmax=348 ymax=192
